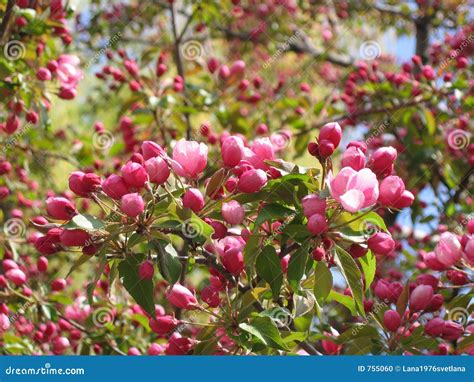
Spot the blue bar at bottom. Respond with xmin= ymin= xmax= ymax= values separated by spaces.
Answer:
xmin=0 ymin=356 xmax=473 ymax=382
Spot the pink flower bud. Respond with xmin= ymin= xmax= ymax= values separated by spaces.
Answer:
xmin=426 ymin=293 xmax=444 ymax=311
xmin=393 ymin=190 xmax=414 ymax=208
xmin=463 ymin=238 xmax=474 ymax=265
xmin=221 ymin=201 xmax=245 ymax=225
xmin=182 ymin=188 xmax=205 ymax=213
xmin=367 ymin=232 xmax=395 ymax=255
xmin=138 ymin=261 xmax=154 ymax=280
xmin=120 ymin=193 xmax=145 ymax=218
xmin=60 ymin=229 xmax=90 ymax=246
xmin=435 ymin=232 xmax=461 ymax=267
xmin=319 ymin=122 xmax=342 ymax=148
xmin=51 ymin=278 xmax=67 ymax=291
xmin=441 ymin=321 xmax=464 ymax=340
xmin=307 ymin=214 xmax=328 ymax=235
xmin=58 ymin=87 xmax=77 ymax=100
xmin=37 ymin=256 xmax=48 ymax=272
xmin=374 ymin=279 xmax=391 ymax=300
xmin=318 ymin=139 xmax=335 ymax=158
xmin=221 ymin=136 xmax=245 ymax=167
xmin=378 ymin=176 xmax=406 ymax=207
xmin=167 ymin=283 xmax=198 ymax=310
xmin=301 ymin=194 xmax=326 ymax=218
xmin=6 ymin=268 xmax=26 ymax=286
xmin=26 ymin=110 xmax=39 ymax=124
xmin=148 ymin=343 xmax=165 ymax=355
xmin=141 ymin=141 xmax=166 ymax=160
xmin=144 ymin=157 xmax=170 ymax=185
xmin=149 ymin=315 xmax=179 ymax=336
xmin=102 ymin=174 xmax=129 ymax=200
xmin=52 ymin=336 xmax=70 ymax=354
xmin=0 ymin=313 xmax=10 ymax=333
xmin=166 ymin=333 xmax=194 ymax=355
xmin=409 ymin=284 xmax=433 ymax=311
xmin=341 ymin=146 xmax=365 ymax=170
xmin=68 ymin=171 xmax=101 ymax=196
xmin=3 ymin=259 xmax=18 ymax=272
xmin=230 ymin=60 xmax=246 ymax=76
xmin=172 ymin=139 xmax=208 ymax=179
xmin=238 ymin=169 xmax=267 ymax=193
xmin=46 ymin=197 xmax=77 ymax=220
xmin=36 ymin=67 xmax=52 ymax=81
xmin=368 ymin=147 xmax=397 ymax=177
xmin=383 ymin=310 xmax=401 ymax=332
xmin=201 ymin=286 xmax=220 ymax=308
xmin=218 ymin=65 xmax=230 ymax=79
xmin=425 ymin=317 xmax=445 ymax=337
xmin=121 ymin=161 xmax=148 ymax=188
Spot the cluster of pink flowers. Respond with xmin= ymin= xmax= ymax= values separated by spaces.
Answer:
xmin=36 ymin=55 xmax=83 ymax=100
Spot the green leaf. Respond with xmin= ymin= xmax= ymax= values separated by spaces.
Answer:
xmin=243 ymin=234 xmax=261 ymax=271
xmin=420 ymin=106 xmax=436 ymax=135
xmin=359 ymin=250 xmax=376 ymax=291
xmin=334 ymin=246 xmax=365 ymax=316
xmin=118 ymin=254 xmax=155 ymax=316
xmin=313 ymin=262 xmax=333 ymax=304
xmin=255 ymin=246 xmax=283 ymax=299
xmin=328 ymin=290 xmax=356 ymax=315
xmin=64 ymin=214 xmax=105 ymax=232
xmin=253 ymin=204 xmax=294 ymax=233
xmin=239 ymin=317 xmax=289 ymax=351
xmin=149 ymin=240 xmax=182 ymax=285
xmin=337 ymin=211 xmax=387 ymax=235
xmin=287 ymin=245 xmax=309 ymax=291
xmin=86 ymin=251 xmax=107 ymax=305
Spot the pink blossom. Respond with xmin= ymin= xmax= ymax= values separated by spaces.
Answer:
xmin=171 ymin=139 xmax=208 ymax=178
xmin=327 ymin=167 xmax=379 ymax=213
xmin=56 ymin=55 xmax=82 ymax=88
xmin=434 ymin=232 xmax=462 ymax=267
